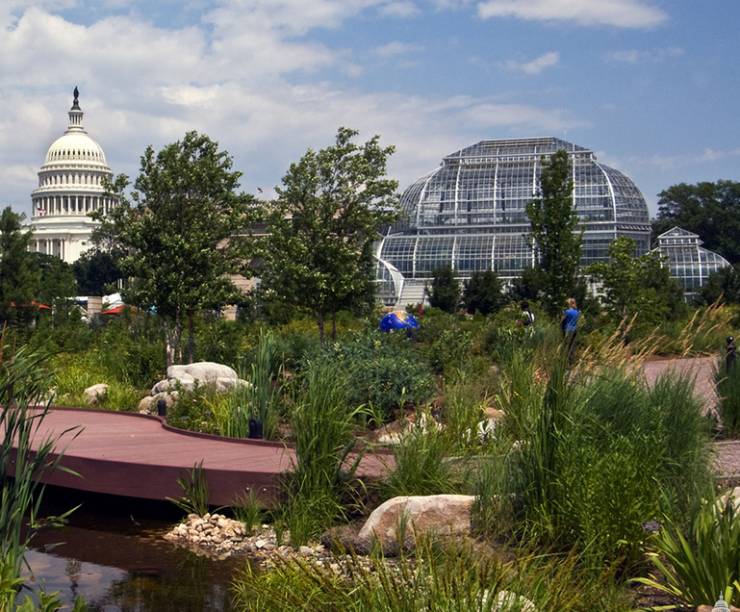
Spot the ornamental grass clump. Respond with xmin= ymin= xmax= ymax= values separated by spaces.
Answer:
xmin=485 ymin=346 xmax=712 ymax=571
xmin=231 ymin=538 xmax=629 ymax=611
xmin=279 ymin=361 xmax=366 ymax=546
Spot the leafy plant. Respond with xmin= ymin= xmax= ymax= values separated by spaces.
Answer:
xmin=168 ymin=460 xmax=210 ymax=516
xmin=636 ymin=492 xmax=740 ymax=607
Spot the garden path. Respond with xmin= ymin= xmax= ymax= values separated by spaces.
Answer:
xmin=18 ymin=408 xmax=390 ymax=507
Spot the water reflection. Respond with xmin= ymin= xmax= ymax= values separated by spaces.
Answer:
xmin=22 ymin=488 xmax=240 ymax=611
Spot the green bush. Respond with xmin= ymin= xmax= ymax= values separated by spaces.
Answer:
xmin=313 ymin=331 xmax=436 ymax=419
xmin=717 ymin=359 xmax=740 ymax=437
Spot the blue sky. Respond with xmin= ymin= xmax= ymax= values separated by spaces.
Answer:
xmin=1 ymin=0 xmax=739 ymax=216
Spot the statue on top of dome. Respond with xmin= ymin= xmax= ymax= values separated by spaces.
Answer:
xmin=72 ymin=86 xmax=80 ymax=109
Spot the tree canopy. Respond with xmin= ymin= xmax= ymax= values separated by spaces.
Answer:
xmin=588 ymin=236 xmax=686 ymax=332
xmin=462 ymin=270 xmax=504 ymax=316
xmin=0 ymin=207 xmax=39 ymax=325
xmin=258 ymin=127 xmax=398 ymax=341
xmin=427 ymin=266 xmax=460 ymax=313
xmin=652 ymin=180 xmax=740 ymax=263
xmin=94 ymin=131 xmax=254 ymax=364
xmin=526 ymin=150 xmax=582 ymax=316
xmin=700 ymin=264 xmax=740 ymax=305
xmin=73 ymin=249 xmax=123 ymax=296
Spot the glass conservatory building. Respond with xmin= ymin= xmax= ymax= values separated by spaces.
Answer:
xmin=375 ymin=137 xmax=652 ymax=305
xmin=652 ymin=227 xmax=731 ymax=297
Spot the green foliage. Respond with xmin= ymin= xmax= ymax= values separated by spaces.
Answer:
xmin=653 ymin=180 xmax=740 ymax=264
xmin=246 ymin=329 xmax=281 ymax=435
xmin=508 ymin=267 xmax=547 ymax=303
xmin=27 ymin=252 xmax=77 ymax=307
xmin=382 ymin=421 xmax=456 ymax=499
xmin=315 ymin=332 xmax=436 ymax=419
xmin=259 ymin=127 xmax=398 ymax=342
xmin=232 ymin=539 xmax=630 ymax=611
xmin=492 ymin=350 xmax=711 ymax=570
xmin=636 ymin=493 xmax=740 ymax=607
xmin=0 ymin=207 xmax=39 ymax=326
xmin=701 ymin=264 xmax=740 ymax=305
xmin=462 ymin=270 xmax=505 ymax=315
xmin=232 ymin=490 xmax=263 ymax=535
xmin=717 ymin=359 xmax=740 ymax=437
xmin=279 ymin=361 xmax=367 ymax=545
xmin=73 ymin=249 xmax=123 ymax=296
xmin=95 ymin=131 xmax=255 ymax=365
xmin=526 ymin=150 xmax=581 ymax=316
xmin=588 ymin=236 xmax=687 ymax=333
xmin=0 ymin=343 xmax=75 ymax=610
xmin=427 ymin=266 xmax=460 ymax=313
xmin=168 ymin=461 xmax=210 ymax=516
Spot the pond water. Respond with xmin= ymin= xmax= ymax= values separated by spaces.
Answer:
xmin=21 ymin=487 xmax=242 ymax=611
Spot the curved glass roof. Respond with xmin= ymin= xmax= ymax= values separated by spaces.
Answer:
xmin=653 ymin=227 xmax=731 ymax=295
xmin=376 ymin=137 xmax=652 ymax=305
xmin=397 ymin=137 xmax=649 ymax=231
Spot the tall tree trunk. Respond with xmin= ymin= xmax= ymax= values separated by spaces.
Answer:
xmin=317 ymin=312 xmax=325 ymax=345
xmin=186 ymin=313 xmax=195 ymax=364
xmin=331 ymin=310 xmax=337 ymax=342
xmin=165 ymin=312 xmax=183 ymax=368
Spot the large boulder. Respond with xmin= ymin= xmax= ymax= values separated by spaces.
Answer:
xmin=138 ymin=391 xmax=179 ymax=415
xmin=151 ymin=362 xmax=248 ymax=395
xmin=357 ymin=494 xmax=475 ymax=554
xmin=83 ymin=383 xmax=109 ymax=406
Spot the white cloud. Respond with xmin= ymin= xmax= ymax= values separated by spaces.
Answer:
xmin=607 ymin=46 xmax=684 ymax=63
xmin=0 ymin=3 xmax=582 ymax=215
xmin=373 ymin=41 xmax=423 ymax=58
xmin=505 ymin=51 xmax=559 ymax=75
xmin=378 ymin=1 xmax=420 ymax=17
xmin=477 ymin=0 xmax=666 ymax=28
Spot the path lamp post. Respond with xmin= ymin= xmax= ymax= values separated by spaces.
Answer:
xmin=713 ymin=594 xmax=730 ymax=612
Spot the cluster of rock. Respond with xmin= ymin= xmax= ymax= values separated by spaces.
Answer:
xmin=139 ymin=362 xmax=250 ymax=414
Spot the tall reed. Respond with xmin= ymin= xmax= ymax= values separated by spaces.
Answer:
xmin=280 ymin=361 xmax=365 ymax=545
xmin=0 ymin=342 xmax=76 ymax=609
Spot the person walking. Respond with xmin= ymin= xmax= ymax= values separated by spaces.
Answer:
xmin=519 ymin=301 xmax=535 ymax=327
xmin=561 ymin=297 xmax=580 ymax=362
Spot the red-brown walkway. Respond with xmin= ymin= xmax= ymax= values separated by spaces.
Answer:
xmin=18 ymin=408 xmax=390 ymax=507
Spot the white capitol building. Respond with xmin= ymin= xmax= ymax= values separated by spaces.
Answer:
xmin=29 ymin=88 xmax=117 ymax=263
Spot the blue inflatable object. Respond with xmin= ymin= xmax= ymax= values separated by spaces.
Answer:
xmin=379 ymin=310 xmax=420 ymax=332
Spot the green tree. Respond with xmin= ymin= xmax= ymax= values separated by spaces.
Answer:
xmin=653 ymin=181 xmax=740 ymax=263
xmin=508 ymin=266 xmax=546 ymax=303
xmin=700 ymin=264 xmax=740 ymax=305
xmin=588 ymin=236 xmax=686 ymax=331
xmin=0 ymin=207 xmax=39 ymax=326
xmin=462 ymin=270 xmax=505 ymax=315
xmin=27 ymin=252 xmax=76 ymax=306
xmin=73 ymin=249 xmax=123 ymax=295
xmin=259 ymin=127 xmax=398 ymax=342
xmin=427 ymin=266 xmax=460 ymax=313
xmin=94 ymin=131 xmax=254 ymax=366
xmin=526 ymin=150 xmax=582 ymax=316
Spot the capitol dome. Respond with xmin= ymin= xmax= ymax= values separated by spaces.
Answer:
xmin=375 ymin=137 xmax=652 ymax=305
xmin=29 ymin=87 xmax=118 ymax=264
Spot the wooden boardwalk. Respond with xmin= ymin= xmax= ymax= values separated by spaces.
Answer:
xmin=17 ymin=408 xmax=389 ymax=507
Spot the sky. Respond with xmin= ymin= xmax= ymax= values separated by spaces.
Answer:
xmin=1 ymin=0 xmax=739 ymax=217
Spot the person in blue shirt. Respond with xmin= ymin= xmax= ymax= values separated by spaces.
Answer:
xmin=561 ymin=297 xmax=580 ymax=361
